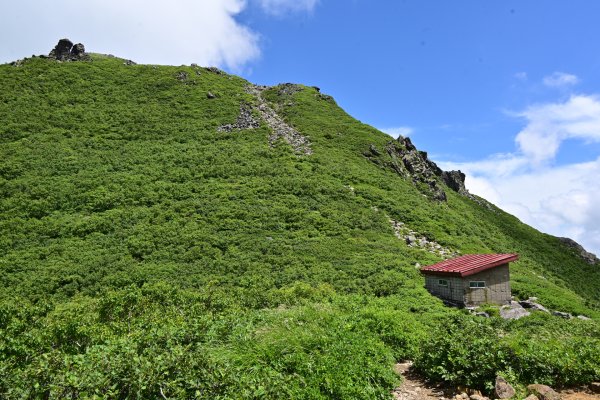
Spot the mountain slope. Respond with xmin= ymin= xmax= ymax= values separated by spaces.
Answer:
xmin=0 ymin=52 xmax=598 ymax=398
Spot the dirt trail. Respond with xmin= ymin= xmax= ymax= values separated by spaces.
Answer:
xmin=392 ymin=362 xmax=449 ymax=400
xmin=392 ymin=362 xmax=600 ymax=400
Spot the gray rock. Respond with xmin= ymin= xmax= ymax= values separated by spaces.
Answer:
xmin=218 ymin=104 xmax=260 ymax=132
xmin=245 ymin=85 xmax=312 ymax=155
xmin=175 ymin=71 xmax=188 ymax=82
xmin=369 ymin=144 xmax=381 ymax=156
xmin=524 ymin=395 xmax=539 ymax=400
xmin=500 ymin=301 xmax=530 ymax=320
xmin=552 ymin=310 xmax=572 ymax=319
xmin=48 ymin=39 xmax=89 ymax=61
xmin=71 ymin=43 xmax=86 ymax=58
xmin=559 ymin=237 xmax=599 ymax=265
xmin=519 ymin=298 xmax=550 ymax=313
xmin=527 ymin=384 xmax=560 ymax=400
xmin=577 ymin=315 xmax=591 ymax=320
xmin=205 ymin=66 xmax=225 ymax=74
xmin=475 ymin=312 xmax=490 ymax=318
xmin=49 ymin=38 xmax=74 ymax=60
xmin=495 ymin=375 xmax=516 ymax=399
xmin=442 ymin=170 xmax=469 ymax=196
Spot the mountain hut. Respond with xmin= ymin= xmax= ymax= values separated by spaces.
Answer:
xmin=420 ymin=253 xmax=518 ymax=306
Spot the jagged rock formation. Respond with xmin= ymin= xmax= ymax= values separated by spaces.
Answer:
xmin=559 ymin=237 xmax=599 ymax=265
xmin=48 ymin=39 xmax=89 ymax=61
xmin=365 ymin=136 xmax=492 ymax=206
xmin=246 ymin=84 xmax=312 ymax=155
xmin=364 ymin=137 xmax=454 ymax=201
xmin=442 ymin=170 xmax=469 ymax=196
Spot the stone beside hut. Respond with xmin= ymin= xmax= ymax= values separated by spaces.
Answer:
xmin=420 ymin=253 xmax=518 ymax=306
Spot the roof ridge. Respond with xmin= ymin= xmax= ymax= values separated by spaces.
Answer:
xmin=420 ymin=253 xmax=519 ymax=277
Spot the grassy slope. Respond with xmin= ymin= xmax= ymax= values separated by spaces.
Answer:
xmin=0 ymin=56 xmax=598 ymax=398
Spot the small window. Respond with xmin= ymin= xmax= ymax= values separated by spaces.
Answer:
xmin=469 ymin=281 xmax=486 ymax=288
xmin=438 ymin=279 xmax=448 ymax=287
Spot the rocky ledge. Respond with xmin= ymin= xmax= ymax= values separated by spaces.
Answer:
xmin=365 ymin=136 xmax=491 ymax=205
xmin=558 ymin=237 xmax=599 ymax=265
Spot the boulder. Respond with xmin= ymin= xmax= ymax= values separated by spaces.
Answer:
xmin=577 ymin=315 xmax=591 ymax=320
xmin=524 ymin=395 xmax=539 ymax=400
xmin=71 ymin=43 xmax=86 ymax=58
xmin=527 ymin=384 xmax=561 ymax=400
xmin=495 ymin=375 xmax=516 ymax=399
xmin=500 ymin=301 xmax=530 ymax=320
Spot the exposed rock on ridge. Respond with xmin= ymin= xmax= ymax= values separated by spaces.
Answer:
xmin=559 ymin=237 xmax=599 ymax=265
xmin=365 ymin=136 xmax=492 ymax=206
xmin=49 ymin=39 xmax=89 ymax=61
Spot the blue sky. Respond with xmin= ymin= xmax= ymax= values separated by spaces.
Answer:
xmin=1 ymin=0 xmax=599 ymax=254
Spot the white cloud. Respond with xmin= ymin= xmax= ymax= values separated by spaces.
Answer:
xmin=445 ymin=156 xmax=600 ymax=256
xmin=438 ymin=95 xmax=600 ymax=256
xmin=514 ymin=95 xmax=600 ymax=164
xmin=0 ymin=0 xmax=261 ymax=69
xmin=256 ymin=0 xmax=319 ymax=15
xmin=380 ymin=126 xmax=414 ymax=139
xmin=514 ymin=72 xmax=528 ymax=81
xmin=543 ymin=71 xmax=580 ymax=87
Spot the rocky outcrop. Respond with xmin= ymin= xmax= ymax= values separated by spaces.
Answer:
xmin=558 ymin=237 xmax=599 ymax=265
xmin=48 ymin=39 xmax=89 ymax=61
xmin=442 ymin=170 xmax=469 ymax=196
xmin=381 ymin=137 xmax=448 ymax=201
xmin=365 ymin=136 xmax=487 ymax=203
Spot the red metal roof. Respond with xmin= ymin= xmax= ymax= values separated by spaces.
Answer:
xmin=420 ymin=253 xmax=519 ymax=277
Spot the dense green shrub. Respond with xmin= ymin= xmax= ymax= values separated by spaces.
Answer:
xmin=0 ymin=55 xmax=598 ymax=397
xmin=414 ymin=313 xmax=600 ymax=391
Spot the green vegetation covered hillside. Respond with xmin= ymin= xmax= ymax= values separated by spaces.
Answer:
xmin=1 ymin=52 xmax=598 ymax=399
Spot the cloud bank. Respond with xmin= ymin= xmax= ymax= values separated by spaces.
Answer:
xmin=0 ymin=0 xmax=317 ymax=69
xmin=440 ymin=90 xmax=600 ymax=256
